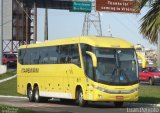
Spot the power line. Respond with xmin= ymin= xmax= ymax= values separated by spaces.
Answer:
xmin=111 ymin=13 xmax=138 ymax=37
xmin=126 ymin=14 xmax=139 ymax=26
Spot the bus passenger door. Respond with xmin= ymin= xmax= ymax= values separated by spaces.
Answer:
xmin=84 ymin=54 xmax=94 ymax=100
xmin=64 ymin=66 xmax=72 ymax=97
xmin=60 ymin=45 xmax=72 ymax=98
xmin=66 ymin=44 xmax=82 ymax=99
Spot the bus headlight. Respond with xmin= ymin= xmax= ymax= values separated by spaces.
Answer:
xmin=130 ymin=87 xmax=139 ymax=93
xmin=96 ymin=86 xmax=106 ymax=92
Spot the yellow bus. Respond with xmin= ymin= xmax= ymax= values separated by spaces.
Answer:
xmin=17 ymin=36 xmax=139 ymax=107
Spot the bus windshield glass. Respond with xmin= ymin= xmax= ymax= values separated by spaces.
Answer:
xmin=95 ymin=48 xmax=138 ymax=85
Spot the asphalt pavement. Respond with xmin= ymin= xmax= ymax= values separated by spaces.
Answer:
xmin=0 ymin=96 xmax=160 ymax=113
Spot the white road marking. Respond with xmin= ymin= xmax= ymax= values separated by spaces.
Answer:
xmin=0 ymin=75 xmax=17 ymax=83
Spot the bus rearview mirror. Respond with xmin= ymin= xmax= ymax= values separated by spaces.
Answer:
xmin=136 ymin=52 xmax=146 ymax=68
xmin=86 ymin=51 xmax=97 ymax=68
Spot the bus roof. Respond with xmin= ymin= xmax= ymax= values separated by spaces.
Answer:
xmin=19 ymin=36 xmax=134 ymax=49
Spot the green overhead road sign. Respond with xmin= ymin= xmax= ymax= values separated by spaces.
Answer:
xmin=70 ymin=1 xmax=92 ymax=12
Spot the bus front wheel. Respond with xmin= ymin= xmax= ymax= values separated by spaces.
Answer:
xmin=76 ymin=88 xmax=87 ymax=107
xmin=27 ymin=86 xmax=34 ymax=102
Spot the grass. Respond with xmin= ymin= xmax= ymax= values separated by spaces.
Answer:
xmin=0 ymin=105 xmax=37 ymax=113
xmin=0 ymin=77 xmax=22 ymax=96
xmin=0 ymin=71 xmax=16 ymax=80
xmin=138 ymin=84 xmax=160 ymax=104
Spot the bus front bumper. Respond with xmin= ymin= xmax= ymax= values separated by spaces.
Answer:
xmin=88 ymin=88 xmax=139 ymax=102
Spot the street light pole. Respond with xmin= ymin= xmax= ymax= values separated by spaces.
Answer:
xmin=0 ymin=0 xmax=3 ymax=65
xmin=44 ymin=8 xmax=48 ymax=41
xmin=34 ymin=0 xmax=37 ymax=43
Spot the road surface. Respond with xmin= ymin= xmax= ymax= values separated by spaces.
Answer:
xmin=0 ymin=96 xmax=159 ymax=113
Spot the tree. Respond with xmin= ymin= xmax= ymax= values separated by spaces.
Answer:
xmin=139 ymin=0 xmax=160 ymax=44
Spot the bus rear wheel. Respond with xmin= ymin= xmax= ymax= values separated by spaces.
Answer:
xmin=114 ymin=102 xmax=123 ymax=107
xmin=27 ymin=86 xmax=34 ymax=102
xmin=34 ymin=86 xmax=48 ymax=103
xmin=76 ymin=88 xmax=87 ymax=107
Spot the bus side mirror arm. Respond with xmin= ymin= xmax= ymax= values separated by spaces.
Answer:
xmin=86 ymin=51 xmax=97 ymax=68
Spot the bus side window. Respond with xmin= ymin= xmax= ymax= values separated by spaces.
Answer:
xmin=70 ymin=44 xmax=80 ymax=67
xmin=60 ymin=45 xmax=69 ymax=63
xmin=34 ymin=48 xmax=40 ymax=64
xmin=18 ymin=49 xmax=23 ymax=64
xmin=30 ymin=48 xmax=39 ymax=64
xmin=23 ymin=49 xmax=30 ymax=64
xmin=43 ymin=48 xmax=49 ymax=64
xmin=39 ymin=47 xmax=49 ymax=64
xmin=48 ymin=46 xmax=59 ymax=64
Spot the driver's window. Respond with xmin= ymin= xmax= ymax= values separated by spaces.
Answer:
xmin=80 ymin=44 xmax=94 ymax=80
xmin=84 ymin=55 xmax=94 ymax=79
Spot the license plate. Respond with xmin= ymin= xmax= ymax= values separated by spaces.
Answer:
xmin=116 ymin=96 xmax=124 ymax=100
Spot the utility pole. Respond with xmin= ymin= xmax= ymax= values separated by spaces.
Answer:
xmin=44 ymin=8 xmax=48 ymax=41
xmin=0 ymin=0 xmax=3 ymax=65
xmin=158 ymin=30 xmax=160 ymax=68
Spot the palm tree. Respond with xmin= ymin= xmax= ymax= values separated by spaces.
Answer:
xmin=138 ymin=0 xmax=160 ymax=44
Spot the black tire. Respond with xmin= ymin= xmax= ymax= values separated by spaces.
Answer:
xmin=27 ymin=86 xmax=34 ymax=102
xmin=114 ymin=102 xmax=123 ymax=107
xmin=34 ymin=86 xmax=48 ymax=103
xmin=76 ymin=88 xmax=87 ymax=107
xmin=149 ymin=78 xmax=154 ymax=85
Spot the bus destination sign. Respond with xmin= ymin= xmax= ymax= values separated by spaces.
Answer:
xmin=96 ymin=0 xmax=140 ymax=13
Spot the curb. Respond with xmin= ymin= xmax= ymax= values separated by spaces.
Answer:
xmin=0 ymin=95 xmax=27 ymax=99
xmin=131 ymin=102 xmax=160 ymax=107
xmin=0 ymin=75 xmax=17 ymax=83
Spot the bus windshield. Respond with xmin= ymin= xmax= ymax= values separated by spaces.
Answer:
xmin=95 ymin=48 xmax=138 ymax=85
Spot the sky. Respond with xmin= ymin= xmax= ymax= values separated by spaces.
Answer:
xmin=37 ymin=7 xmax=156 ymax=49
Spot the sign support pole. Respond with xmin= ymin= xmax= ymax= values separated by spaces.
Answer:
xmin=0 ymin=0 xmax=3 ymax=65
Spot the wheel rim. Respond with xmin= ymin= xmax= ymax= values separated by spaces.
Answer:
xmin=78 ymin=92 xmax=83 ymax=104
xmin=35 ymin=89 xmax=39 ymax=101
xmin=28 ymin=88 xmax=32 ymax=100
